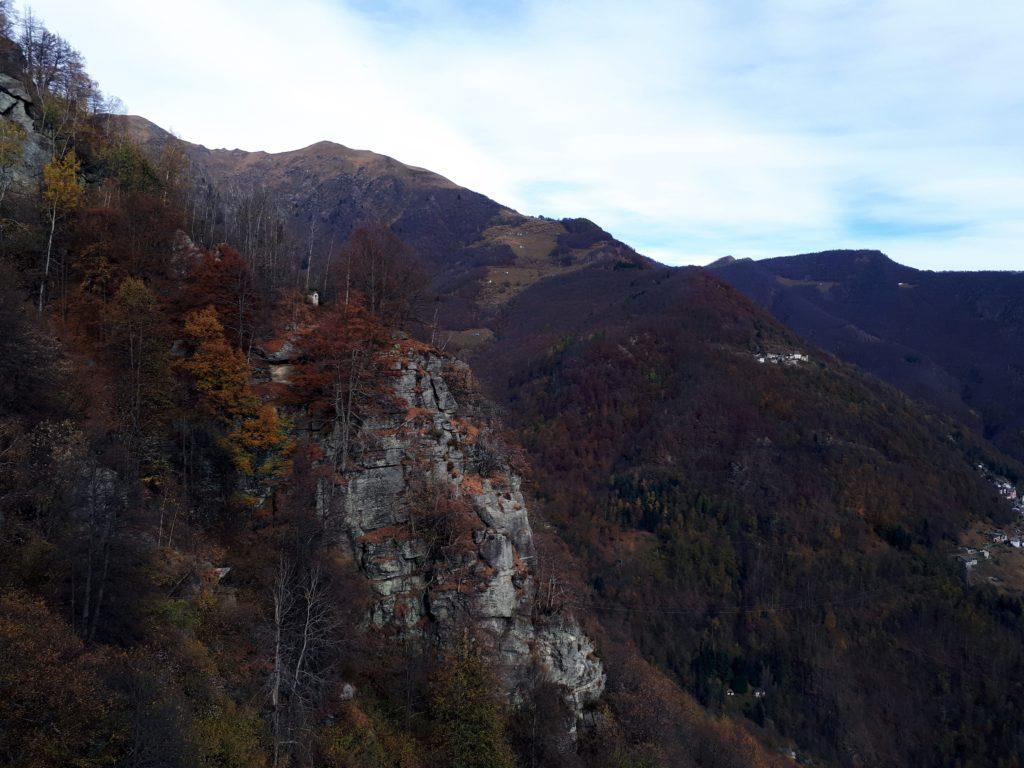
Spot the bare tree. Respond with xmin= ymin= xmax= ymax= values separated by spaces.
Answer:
xmin=18 ymin=10 xmax=102 ymax=154
xmin=269 ymin=557 xmax=293 ymax=768
xmin=76 ymin=464 xmax=123 ymax=644
xmin=336 ymin=223 xmax=425 ymax=326
xmin=0 ymin=1 xmax=16 ymax=38
xmin=37 ymin=150 xmax=83 ymax=313
xmin=267 ymin=558 xmax=340 ymax=767
xmin=0 ymin=120 xmax=26 ymax=210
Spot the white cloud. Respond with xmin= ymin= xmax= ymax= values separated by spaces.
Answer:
xmin=19 ymin=0 xmax=1024 ymax=270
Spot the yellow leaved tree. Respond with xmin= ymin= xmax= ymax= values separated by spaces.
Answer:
xmin=37 ymin=149 xmax=84 ymax=314
xmin=180 ymin=306 xmax=292 ymax=498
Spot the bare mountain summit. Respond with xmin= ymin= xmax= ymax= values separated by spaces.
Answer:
xmin=114 ymin=114 xmax=649 ymax=339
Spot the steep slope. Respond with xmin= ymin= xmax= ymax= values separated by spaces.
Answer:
xmin=710 ymin=251 xmax=1024 ymax=462
xmin=0 ymin=17 xmax=796 ymax=767
xmin=262 ymin=336 xmax=606 ymax=729
xmin=0 ymin=57 xmax=786 ymax=761
xmin=468 ymin=260 xmax=1024 ymax=766
xmin=115 ymin=114 xmax=647 ymax=334
xmin=110 ymin=115 xmax=1024 ymax=764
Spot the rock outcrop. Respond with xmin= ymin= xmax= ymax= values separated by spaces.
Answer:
xmin=312 ymin=343 xmax=605 ymax=726
xmin=0 ymin=71 xmax=48 ymax=189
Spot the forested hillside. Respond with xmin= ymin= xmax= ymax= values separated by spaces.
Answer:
xmin=0 ymin=8 xmax=783 ymax=768
xmin=710 ymin=251 xmax=1024 ymax=464
xmin=110 ymin=114 xmax=649 ymax=339
xmin=469 ymin=259 xmax=1024 ymax=766
xmin=3 ymin=4 xmax=1024 ymax=768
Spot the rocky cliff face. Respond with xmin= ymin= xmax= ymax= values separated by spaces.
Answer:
xmin=307 ymin=343 xmax=605 ymax=727
xmin=0 ymin=68 xmax=48 ymax=189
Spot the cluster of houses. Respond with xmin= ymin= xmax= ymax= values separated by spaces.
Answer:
xmin=955 ymin=544 xmax=995 ymax=572
xmin=754 ymin=351 xmax=811 ymax=366
xmin=953 ymin=466 xmax=1024 ymax=574
xmin=983 ymin=529 xmax=1022 ymax=546
xmin=955 ymin=528 xmax=1024 ymax=575
xmin=977 ymin=463 xmax=1024 ymax=515
xmin=993 ymin=476 xmax=1023 ymax=515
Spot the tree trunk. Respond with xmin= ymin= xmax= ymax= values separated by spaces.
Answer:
xmin=271 ymin=560 xmax=290 ymax=768
xmin=37 ymin=201 xmax=57 ymax=314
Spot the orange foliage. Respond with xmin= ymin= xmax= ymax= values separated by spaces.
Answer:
xmin=180 ymin=306 xmax=291 ymax=482
xmin=183 ymin=306 xmax=252 ymax=414
xmin=288 ymin=298 xmax=392 ymax=426
xmin=461 ymin=474 xmax=485 ymax=495
xmin=182 ymin=245 xmax=259 ymax=348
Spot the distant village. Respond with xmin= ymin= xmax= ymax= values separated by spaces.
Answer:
xmin=754 ymin=351 xmax=811 ymax=366
xmin=955 ymin=464 xmax=1024 ymax=575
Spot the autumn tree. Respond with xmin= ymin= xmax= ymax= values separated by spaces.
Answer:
xmin=290 ymin=299 xmax=390 ymax=477
xmin=428 ymin=634 xmax=516 ymax=768
xmin=194 ymin=702 xmax=268 ymax=768
xmin=154 ymin=135 xmax=189 ymax=205
xmin=179 ymin=306 xmax=291 ymax=495
xmin=65 ymin=123 xmax=186 ymax=284
xmin=0 ymin=119 xmax=25 ymax=209
xmin=0 ymin=590 xmax=125 ymax=766
xmin=37 ymin=149 xmax=83 ymax=313
xmin=98 ymin=132 xmax=161 ymax=196
xmin=104 ymin=276 xmax=173 ymax=471
xmin=184 ymin=245 xmax=260 ymax=353
xmin=335 ymin=223 xmax=424 ymax=326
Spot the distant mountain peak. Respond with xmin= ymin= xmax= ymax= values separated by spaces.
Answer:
xmin=711 ymin=247 xmax=1024 ymax=462
xmin=707 ymin=255 xmax=752 ymax=268
xmin=777 ymin=248 xmax=896 ymax=266
xmin=753 ymin=249 xmax=919 ymax=285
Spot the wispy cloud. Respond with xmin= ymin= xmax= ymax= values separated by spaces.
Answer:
xmin=23 ymin=0 xmax=1024 ymax=270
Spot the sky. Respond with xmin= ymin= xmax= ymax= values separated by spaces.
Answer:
xmin=22 ymin=0 xmax=1024 ymax=271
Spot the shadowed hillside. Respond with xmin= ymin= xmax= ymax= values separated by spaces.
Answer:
xmin=4 ymin=8 xmax=1024 ymax=763
xmin=710 ymin=251 xmax=1024 ymax=462
xmin=117 ymin=111 xmax=1024 ymax=766
xmin=113 ymin=114 xmax=648 ymax=335
xmin=0 ymin=20 xmax=782 ymax=768
xmin=471 ymin=260 xmax=1024 ymax=766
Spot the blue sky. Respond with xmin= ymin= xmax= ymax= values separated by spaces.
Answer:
xmin=24 ymin=0 xmax=1024 ymax=270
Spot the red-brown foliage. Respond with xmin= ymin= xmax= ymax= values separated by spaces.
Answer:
xmin=183 ymin=245 xmax=260 ymax=350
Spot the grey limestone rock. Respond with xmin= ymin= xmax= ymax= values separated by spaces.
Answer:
xmin=315 ymin=347 xmax=604 ymax=729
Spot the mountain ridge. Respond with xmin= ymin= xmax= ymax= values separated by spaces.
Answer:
xmin=115 ymin=113 xmax=466 ymax=186
xmin=109 ymin=113 xmax=653 ymax=336
xmin=111 ymin=113 xmax=1024 ymax=764
xmin=3 ymin=14 xmax=1024 ymax=763
xmin=710 ymin=249 xmax=1024 ymax=462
